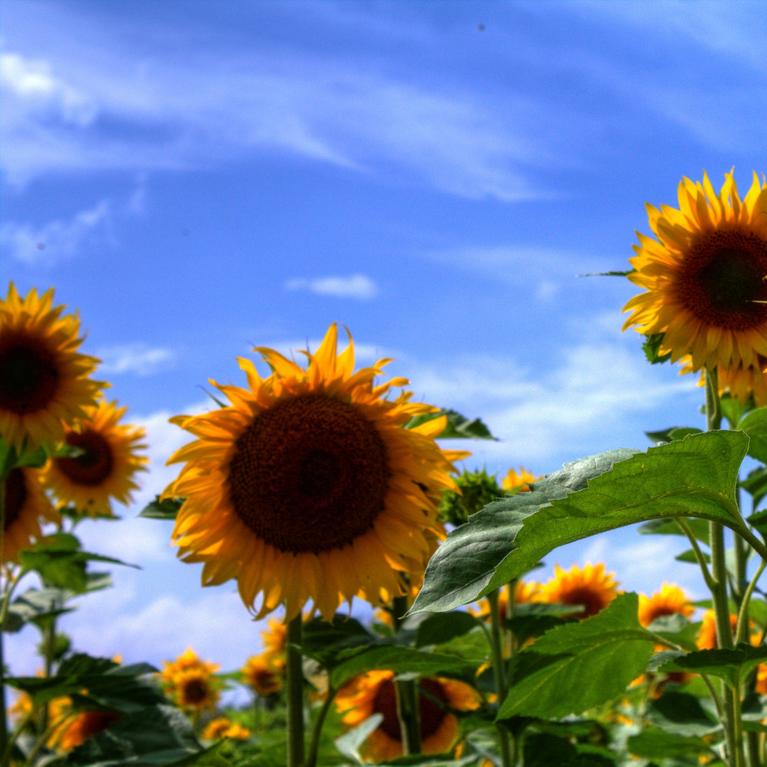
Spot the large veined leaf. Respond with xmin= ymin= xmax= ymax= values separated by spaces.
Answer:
xmin=659 ymin=644 xmax=767 ymax=688
xmin=330 ymin=646 xmax=471 ymax=689
xmin=739 ymin=406 xmax=767 ymax=463
xmin=412 ymin=432 xmax=746 ymax=614
xmin=497 ymin=594 xmax=655 ymax=719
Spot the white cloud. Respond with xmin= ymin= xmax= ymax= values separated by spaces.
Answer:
xmin=0 ymin=199 xmax=111 ymax=265
xmin=97 ymin=343 xmax=176 ymax=377
xmin=0 ymin=51 xmax=97 ymax=125
xmin=0 ymin=9 xmax=551 ymax=199
xmin=285 ymin=273 xmax=378 ymax=300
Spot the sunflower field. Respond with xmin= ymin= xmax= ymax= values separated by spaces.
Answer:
xmin=4 ymin=171 xmax=767 ymax=767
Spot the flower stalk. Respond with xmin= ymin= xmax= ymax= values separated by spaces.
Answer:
xmin=488 ymin=590 xmax=513 ymax=767
xmin=286 ymin=614 xmax=305 ymax=767
xmin=392 ymin=595 xmax=421 ymax=756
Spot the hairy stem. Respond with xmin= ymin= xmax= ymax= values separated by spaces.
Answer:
xmin=488 ymin=591 xmax=513 ymax=767
xmin=286 ymin=614 xmax=305 ymax=767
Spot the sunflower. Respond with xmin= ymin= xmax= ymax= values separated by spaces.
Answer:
xmin=44 ymin=399 xmax=147 ymax=517
xmin=260 ymin=618 xmax=288 ymax=670
xmin=501 ymin=467 xmax=540 ymax=494
xmin=623 ymin=170 xmax=767 ymax=370
xmin=241 ymin=655 xmax=282 ymax=696
xmin=165 ymin=324 xmax=461 ymax=620
xmin=53 ymin=709 xmax=121 ymax=750
xmin=638 ymin=583 xmax=695 ymax=627
xmin=203 ymin=717 xmax=251 ymax=741
xmin=541 ymin=563 xmax=618 ymax=619
xmin=336 ymin=670 xmax=480 ymax=762
xmin=160 ymin=647 xmax=219 ymax=689
xmin=2 ymin=466 xmax=58 ymax=563
xmin=173 ymin=668 xmax=220 ymax=712
xmin=0 ymin=283 xmax=103 ymax=450
xmin=470 ymin=578 xmax=543 ymax=623
xmin=696 ymin=610 xmax=740 ymax=650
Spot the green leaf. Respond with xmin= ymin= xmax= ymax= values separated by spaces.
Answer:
xmin=413 ymin=432 xmax=746 ymax=615
xmin=406 ymin=409 xmax=497 ymax=440
xmin=647 ymin=691 xmax=719 ymax=736
xmin=747 ymin=508 xmax=767 ymax=537
xmin=638 ymin=517 xmax=710 ymax=545
xmin=659 ymin=644 xmax=767 ymax=688
xmin=19 ymin=533 xmax=138 ymax=592
xmin=2 ymin=587 xmax=74 ymax=632
xmin=497 ymin=594 xmax=655 ymax=719
xmin=506 ymin=603 xmax=578 ymax=644
xmin=414 ymin=612 xmax=479 ymax=648
xmin=7 ymin=653 xmax=162 ymax=712
xmin=627 ymin=727 xmax=714 ymax=759
xmin=645 ymin=427 xmax=702 ymax=444
xmin=330 ymin=646 xmax=470 ymax=689
xmin=740 ymin=407 xmax=767 ymax=464
xmin=300 ymin=615 xmax=374 ymax=668
xmin=675 ymin=548 xmax=710 ymax=564
xmin=140 ymin=496 xmax=184 ymax=521
xmin=742 ymin=466 xmax=767 ymax=507
xmin=642 ymin=333 xmax=671 ymax=364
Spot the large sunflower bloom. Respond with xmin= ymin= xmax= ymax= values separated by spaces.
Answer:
xmin=623 ymin=170 xmax=767 ymax=370
xmin=165 ymin=324 xmax=462 ymax=620
xmin=336 ymin=670 xmax=480 ymax=762
xmin=44 ymin=399 xmax=147 ymax=517
xmin=638 ymin=583 xmax=695 ymax=627
xmin=2 ymin=466 xmax=57 ymax=563
xmin=541 ymin=563 xmax=618 ymax=619
xmin=0 ymin=283 xmax=103 ymax=450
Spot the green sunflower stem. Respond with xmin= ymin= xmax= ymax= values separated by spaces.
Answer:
xmin=705 ymin=369 xmax=743 ymax=767
xmin=392 ymin=595 xmax=421 ymax=756
xmin=488 ymin=591 xmax=513 ymax=767
xmin=0 ymin=476 xmax=8 ymax=763
xmin=286 ymin=614 xmax=305 ymax=767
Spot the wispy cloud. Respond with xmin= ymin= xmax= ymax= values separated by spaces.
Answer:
xmin=97 ymin=343 xmax=176 ymax=377
xmin=1 ymin=7 xmax=549 ymax=200
xmin=405 ymin=313 xmax=697 ymax=469
xmin=285 ymin=273 xmax=378 ymax=300
xmin=0 ymin=199 xmax=111 ymax=265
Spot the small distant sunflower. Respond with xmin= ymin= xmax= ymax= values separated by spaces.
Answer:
xmin=173 ymin=668 xmax=220 ymax=712
xmin=166 ymin=324 xmax=462 ymax=619
xmin=2 ymin=466 xmax=57 ymax=563
xmin=203 ymin=717 xmax=251 ymax=741
xmin=696 ymin=610 xmax=740 ymax=650
xmin=502 ymin=467 xmax=540 ymax=493
xmin=0 ymin=283 xmax=103 ymax=450
xmin=638 ymin=583 xmax=695 ymax=627
xmin=53 ymin=709 xmax=121 ymax=750
xmin=336 ymin=670 xmax=480 ymax=763
xmin=542 ymin=563 xmax=618 ymax=619
xmin=470 ymin=579 xmax=543 ymax=623
xmin=623 ymin=170 xmax=767 ymax=370
xmin=160 ymin=647 xmax=219 ymax=689
xmin=260 ymin=619 xmax=288 ymax=670
xmin=241 ymin=655 xmax=282 ymax=696
xmin=44 ymin=399 xmax=146 ymax=517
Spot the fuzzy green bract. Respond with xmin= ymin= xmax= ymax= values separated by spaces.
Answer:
xmin=412 ymin=431 xmax=747 ymax=615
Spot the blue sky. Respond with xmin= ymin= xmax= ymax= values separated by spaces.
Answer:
xmin=3 ymin=1 xmax=767 ymax=674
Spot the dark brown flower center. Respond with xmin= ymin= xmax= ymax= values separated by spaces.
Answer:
xmin=374 ymin=678 xmax=448 ymax=741
xmin=561 ymin=587 xmax=607 ymax=619
xmin=676 ymin=228 xmax=767 ymax=329
xmin=181 ymin=678 xmax=210 ymax=704
xmin=3 ymin=468 xmax=27 ymax=531
xmin=77 ymin=710 xmax=120 ymax=739
xmin=0 ymin=333 xmax=60 ymax=414
xmin=228 ymin=394 xmax=390 ymax=553
xmin=55 ymin=430 xmax=114 ymax=486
